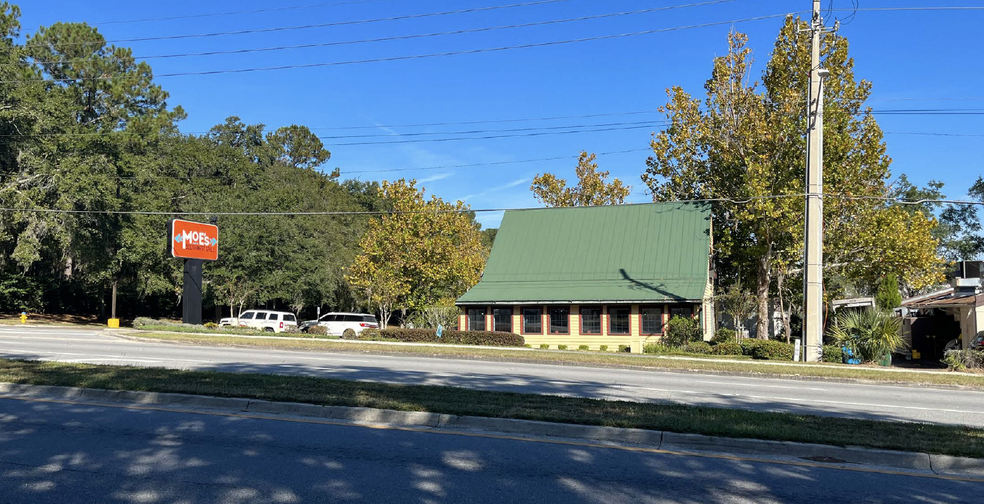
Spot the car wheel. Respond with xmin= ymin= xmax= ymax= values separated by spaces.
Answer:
xmin=342 ymin=328 xmax=356 ymax=340
xmin=265 ymin=327 xmax=274 ymax=332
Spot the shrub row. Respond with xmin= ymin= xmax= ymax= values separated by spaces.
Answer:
xmin=749 ymin=340 xmax=795 ymax=361
xmin=361 ymin=328 xmax=525 ymax=347
xmin=822 ymin=345 xmax=844 ymax=363
xmin=710 ymin=341 xmax=743 ymax=356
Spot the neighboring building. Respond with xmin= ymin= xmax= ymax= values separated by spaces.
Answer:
xmin=456 ymin=203 xmax=714 ymax=352
xmin=901 ymin=261 xmax=984 ymax=358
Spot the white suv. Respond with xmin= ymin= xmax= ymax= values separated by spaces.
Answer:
xmin=219 ymin=310 xmax=297 ymax=333
xmin=299 ymin=312 xmax=379 ymax=336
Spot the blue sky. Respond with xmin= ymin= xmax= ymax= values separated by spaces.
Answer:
xmin=20 ymin=0 xmax=984 ymax=228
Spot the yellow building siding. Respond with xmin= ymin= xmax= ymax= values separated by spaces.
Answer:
xmin=458 ymin=303 xmax=704 ymax=351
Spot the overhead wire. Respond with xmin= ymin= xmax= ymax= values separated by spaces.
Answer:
xmin=1 ymin=194 xmax=981 ymax=218
xmin=93 ymin=0 xmax=395 ymax=25
xmin=5 ymin=12 xmax=799 ymax=84
xmin=23 ymin=0 xmax=744 ymax=65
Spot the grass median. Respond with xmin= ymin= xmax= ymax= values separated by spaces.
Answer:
xmin=129 ymin=330 xmax=984 ymax=389
xmin=1 ymin=357 xmax=982 ymax=458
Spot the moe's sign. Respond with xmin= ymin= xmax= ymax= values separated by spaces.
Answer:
xmin=168 ymin=219 xmax=219 ymax=261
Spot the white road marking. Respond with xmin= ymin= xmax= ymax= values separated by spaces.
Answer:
xmin=691 ymin=380 xmax=826 ymax=391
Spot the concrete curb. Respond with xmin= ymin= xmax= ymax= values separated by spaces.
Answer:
xmin=1 ymin=381 xmax=981 ymax=478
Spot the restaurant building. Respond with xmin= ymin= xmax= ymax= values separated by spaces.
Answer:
xmin=456 ymin=203 xmax=714 ymax=352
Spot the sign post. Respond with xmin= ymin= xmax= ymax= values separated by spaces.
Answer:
xmin=168 ymin=219 xmax=219 ymax=325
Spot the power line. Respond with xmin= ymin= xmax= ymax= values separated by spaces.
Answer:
xmin=7 ymin=12 xmax=797 ymax=83
xmin=93 ymin=0 xmax=394 ymax=25
xmin=0 ymin=148 xmax=652 ymax=179
xmin=57 ymin=0 xmax=583 ymax=46
xmin=884 ymin=131 xmax=984 ymax=138
xmin=319 ymin=120 xmax=664 ymax=140
xmin=329 ymin=123 xmax=663 ymax=146
xmin=25 ymin=0 xmax=743 ymax=65
xmin=2 ymin=194 xmax=980 ymax=218
xmin=343 ymin=148 xmax=651 ymax=174
xmin=833 ymin=6 xmax=984 ymax=12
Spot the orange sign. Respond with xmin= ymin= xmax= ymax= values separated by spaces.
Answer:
xmin=169 ymin=219 xmax=219 ymax=261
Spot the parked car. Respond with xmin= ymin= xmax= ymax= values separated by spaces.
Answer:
xmin=299 ymin=312 xmax=379 ymax=336
xmin=970 ymin=331 xmax=984 ymax=352
xmin=219 ymin=310 xmax=297 ymax=333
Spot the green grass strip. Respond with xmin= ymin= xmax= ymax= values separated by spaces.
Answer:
xmin=1 ymin=358 xmax=982 ymax=458
xmin=133 ymin=331 xmax=984 ymax=388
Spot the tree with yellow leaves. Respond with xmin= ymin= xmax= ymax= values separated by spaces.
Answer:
xmin=531 ymin=151 xmax=631 ymax=207
xmin=643 ymin=18 xmax=943 ymax=339
xmin=346 ymin=179 xmax=485 ymax=327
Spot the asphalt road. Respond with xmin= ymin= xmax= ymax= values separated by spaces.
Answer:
xmin=0 ymin=396 xmax=980 ymax=503
xmin=2 ymin=326 xmax=984 ymax=427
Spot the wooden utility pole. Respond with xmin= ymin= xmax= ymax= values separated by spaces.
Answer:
xmin=803 ymin=0 xmax=832 ymax=362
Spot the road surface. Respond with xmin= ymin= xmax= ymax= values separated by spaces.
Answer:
xmin=0 ymin=395 xmax=980 ymax=503
xmin=2 ymin=326 xmax=983 ymax=426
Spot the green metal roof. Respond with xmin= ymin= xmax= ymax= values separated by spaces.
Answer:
xmin=457 ymin=203 xmax=712 ymax=305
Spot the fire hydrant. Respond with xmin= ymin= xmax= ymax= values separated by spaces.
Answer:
xmin=19 ymin=312 xmax=27 ymax=324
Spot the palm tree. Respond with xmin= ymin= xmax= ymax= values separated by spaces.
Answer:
xmin=828 ymin=309 xmax=905 ymax=363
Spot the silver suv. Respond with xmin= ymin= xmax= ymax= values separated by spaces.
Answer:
xmin=299 ymin=312 xmax=379 ymax=336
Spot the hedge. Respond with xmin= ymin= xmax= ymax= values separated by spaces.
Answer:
xmin=682 ymin=341 xmax=713 ymax=354
xmin=360 ymin=328 xmax=525 ymax=347
xmin=822 ymin=345 xmax=844 ymax=363
xmin=710 ymin=341 xmax=743 ymax=356
xmin=751 ymin=340 xmax=795 ymax=361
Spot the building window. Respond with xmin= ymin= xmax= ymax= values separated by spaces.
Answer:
xmin=580 ymin=306 xmax=602 ymax=334
xmin=493 ymin=307 xmax=512 ymax=332
xmin=548 ymin=306 xmax=569 ymax=334
xmin=670 ymin=306 xmax=693 ymax=319
xmin=608 ymin=306 xmax=630 ymax=335
xmin=467 ymin=308 xmax=486 ymax=331
xmin=641 ymin=305 xmax=663 ymax=335
xmin=522 ymin=307 xmax=542 ymax=334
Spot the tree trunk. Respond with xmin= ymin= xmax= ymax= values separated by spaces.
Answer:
xmin=777 ymin=270 xmax=791 ymax=343
xmin=755 ymin=244 xmax=772 ymax=340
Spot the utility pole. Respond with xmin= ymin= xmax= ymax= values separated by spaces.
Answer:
xmin=803 ymin=0 xmax=833 ymax=362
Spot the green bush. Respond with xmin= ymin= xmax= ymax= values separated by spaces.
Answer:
xmin=822 ymin=345 xmax=844 ymax=363
xmin=643 ymin=343 xmax=671 ymax=354
xmin=307 ymin=325 xmax=329 ymax=335
xmin=712 ymin=327 xmax=736 ymax=344
xmin=578 ymin=345 xmax=589 ymax=351
xmin=665 ymin=315 xmax=702 ymax=347
xmin=370 ymin=328 xmax=524 ymax=347
xmin=751 ymin=340 xmax=795 ymax=360
xmin=599 ymin=345 xmax=608 ymax=352
xmin=710 ymin=341 xmax=743 ymax=355
xmin=828 ymin=309 xmax=905 ymax=363
xmin=943 ymin=350 xmax=984 ymax=371
xmin=682 ymin=341 xmax=713 ymax=354
xmin=203 ymin=322 xmax=218 ymax=329
xmin=405 ymin=305 xmax=460 ymax=330
xmin=739 ymin=339 xmax=765 ymax=356
xmin=539 ymin=344 xmax=550 ymax=350
xmin=523 ymin=344 xmax=532 ymax=348
xmin=618 ymin=345 xmax=630 ymax=353
xmin=557 ymin=344 xmax=568 ymax=350
xmin=341 ymin=328 xmax=357 ymax=340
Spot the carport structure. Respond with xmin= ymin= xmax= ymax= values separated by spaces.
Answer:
xmin=903 ymin=290 xmax=984 ymax=352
